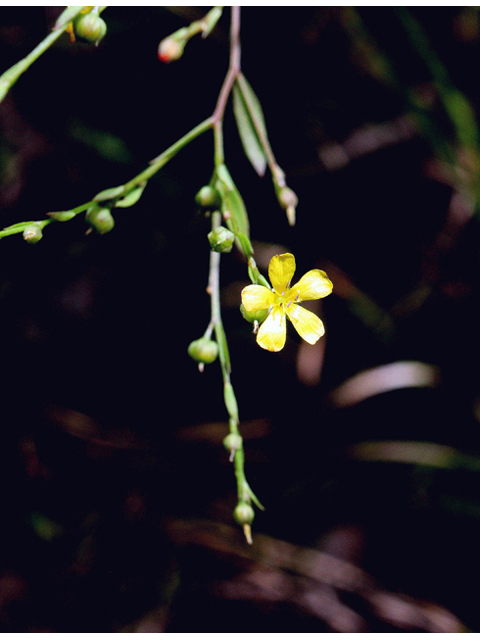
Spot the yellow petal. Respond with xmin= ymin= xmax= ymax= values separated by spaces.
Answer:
xmin=241 ymin=284 xmax=274 ymax=313
xmin=286 ymin=303 xmax=325 ymax=345
xmin=289 ymin=269 xmax=333 ymax=302
xmin=268 ymin=253 xmax=296 ymax=294
xmin=256 ymin=305 xmax=286 ymax=352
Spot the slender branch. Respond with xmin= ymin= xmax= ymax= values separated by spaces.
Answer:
xmin=212 ymin=6 xmax=241 ymax=166
xmin=131 ymin=117 xmax=214 ymax=191
xmin=0 ymin=7 xmax=87 ymax=104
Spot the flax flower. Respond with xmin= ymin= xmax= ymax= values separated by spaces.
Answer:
xmin=241 ymin=253 xmax=332 ymax=352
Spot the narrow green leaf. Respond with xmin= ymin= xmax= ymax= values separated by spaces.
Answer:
xmin=237 ymin=75 xmax=268 ymax=141
xmin=93 ymin=185 xmax=125 ymax=202
xmin=114 ymin=182 xmax=146 ymax=208
xmin=216 ymin=163 xmax=235 ymax=190
xmin=216 ymin=167 xmax=250 ymax=254
xmin=236 ymin=232 xmax=253 ymax=257
xmin=233 ymin=83 xmax=267 ymax=177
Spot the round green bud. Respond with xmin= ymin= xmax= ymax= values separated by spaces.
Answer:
xmin=208 ymin=226 xmax=235 ymax=253
xmin=23 ymin=224 xmax=43 ymax=244
xmin=195 ymin=185 xmax=221 ymax=209
xmin=85 ymin=206 xmax=115 ymax=235
xmin=73 ymin=12 xmax=107 ymax=45
xmin=223 ymin=433 xmax=243 ymax=452
xmin=240 ymin=303 xmax=268 ymax=325
xmin=187 ymin=338 xmax=218 ymax=364
xmin=234 ymin=502 xmax=255 ymax=526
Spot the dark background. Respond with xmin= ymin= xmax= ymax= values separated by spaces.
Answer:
xmin=0 ymin=6 xmax=478 ymax=632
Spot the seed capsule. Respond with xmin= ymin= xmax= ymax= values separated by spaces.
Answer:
xmin=85 ymin=206 xmax=115 ymax=235
xmin=208 ymin=226 xmax=234 ymax=253
xmin=187 ymin=338 xmax=219 ymax=364
xmin=73 ymin=12 xmax=107 ymax=45
xmin=223 ymin=433 xmax=243 ymax=452
xmin=23 ymin=224 xmax=43 ymax=244
xmin=195 ymin=185 xmax=221 ymax=209
xmin=234 ymin=502 xmax=255 ymax=526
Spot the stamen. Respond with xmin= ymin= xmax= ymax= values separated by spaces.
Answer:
xmin=295 ymin=292 xmax=299 ymax=302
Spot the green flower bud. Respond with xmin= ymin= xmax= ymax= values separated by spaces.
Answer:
xmin=240 ymin=303 xmax=268 ymax=325
xmin=234 ymin=502 xmax=255 ymax=526
xmin=187 ymin=338 xmax=218 ymax=364
xmin=195 ymin=185 xmax=221 ymax=209
xmin=223 ymin=433 xmax=243 ymax=452
xmin=85 ymin=206 xmax=115 ymax=235
xmin=23 ymin=224 xmax=43 ymax=244
xmin=73 ymin=12 xmax=107 ymax=45
xmin=208 ymin=226 xmax=235 ymax=253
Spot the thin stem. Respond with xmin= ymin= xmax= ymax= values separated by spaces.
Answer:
xmin=130 ymin=117 xmax=214 ymax=192
xmin=212 ymin=6 xmax=241 ymax=166
xmin=209 ymin=212 xmax=231 ymax=381
xmin=208 ymin=210 xmax=258 ymax=542
xmin=0 ymin=7 xmax=87 ymax=104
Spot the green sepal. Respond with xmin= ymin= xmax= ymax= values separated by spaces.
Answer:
xmin=93 ymin=185 xmax=125 ymax=202
xmin=114 ymin=182 xmax=146 ymax=208
xmin=245 ymin=480 xmax=265 ymax=511
xmin=47 ymin=210 xmax=77 ymax=222
xmin=233 ymin=82 xmax=267 ymax=177
xmin=201 ymin=6 xmax=223 ymax=38
xmin=224 ymin=382 xmax=239 ymax=422
xmin=240 ymin=303 xmax=268 ymax=325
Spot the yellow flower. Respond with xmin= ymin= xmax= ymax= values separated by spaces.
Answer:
xmin=241 ymin=253 xmax=333 ymax=352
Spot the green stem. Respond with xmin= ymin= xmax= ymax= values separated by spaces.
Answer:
xmin=128 ymin=117 xmax=213 ymax=192
xmin=208 ymin=211 xmax=260 ymax=533
xmin=212 ymin=6 xmax=241 ymax=167
xmin=0 ymin=6 xmax=87 ymax=104
xmin=0 ymin=218 xmax=52 ymax=239
xmin=209 ymin=212 xmax=231 ymax=379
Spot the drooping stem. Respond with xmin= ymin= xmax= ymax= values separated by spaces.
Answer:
xmin=130 ymin=117 xmax=214 ymax=191
xmin=0 ymin=6 xmax=88 ymax=104
xmin=212 ymin=6 xmax=241 ymax=167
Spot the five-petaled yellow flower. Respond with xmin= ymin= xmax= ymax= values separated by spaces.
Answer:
xmin=241 ymin=253 xmax=333 ymax=352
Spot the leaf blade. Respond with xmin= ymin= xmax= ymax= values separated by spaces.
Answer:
xmin=233 ymin=83 xmax=267 ymax=177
